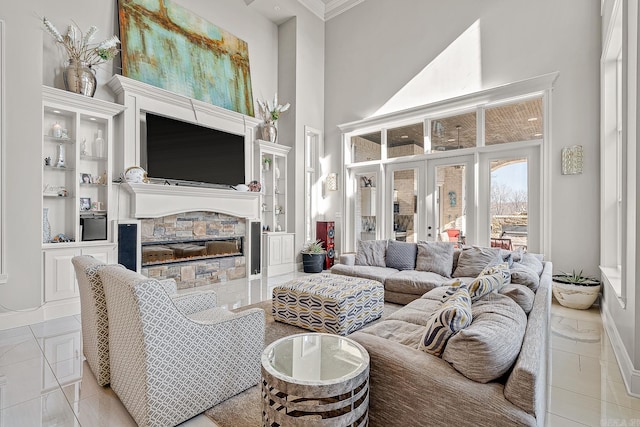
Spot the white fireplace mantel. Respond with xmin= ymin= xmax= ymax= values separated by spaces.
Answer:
xmin=122 ymin=182 xmax=261 ymax=220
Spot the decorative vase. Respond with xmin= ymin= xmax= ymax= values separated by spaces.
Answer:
xmin=302 ymin=253 xmax=326 ymax=273
xmin=43 ymin=208 xmax=52 ymax=243
xmin=94 ymin=129 xmax=104 ymax=158
xmin=552 ymin=279 xmax=601 ymax=310
xmin=63 ymin=59 xmax=97 ymax=97
xmin=261 ymin=122 xmax=278 ymax=143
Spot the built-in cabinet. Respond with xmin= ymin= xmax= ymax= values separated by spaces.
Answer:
xmin=41 ymin=86 xmax=124 ymax=303
xmin=255 ymin=140 xmax=294 ymax=276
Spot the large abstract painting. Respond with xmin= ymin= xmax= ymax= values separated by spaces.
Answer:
xmin=118 ymin=0 xmax=254 ymax=116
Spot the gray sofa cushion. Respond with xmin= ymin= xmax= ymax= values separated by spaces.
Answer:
xmin=384 ymin=270 xmax=452 ymax=296
xmin=500 ymin=284 xmax=535 ymax=314
xmin=519 ymin=252 xmax=544 ymax=276
xmin=355 ymin=239 xmax=387 ymax=267
xmin=388 ymin=297 xmax=442 ymax=327
xmin=385 ymin=240 xmax=417 ymax=270
xmin=452 ymin=246 xmax=502 ymax=278
xmin=510 ymin=263 xmax=540 ymax=291
xmin=416 ymin=242 xmax=455 ymax=278
xmin=443 ymin=293 xmax=527 ymax=383
xmin=330 ymin=264 xmax=398 ymax=284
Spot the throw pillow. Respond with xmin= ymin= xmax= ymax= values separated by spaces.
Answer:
xmin=355 ymin=240 xmax=387 ymax=267
xmin=519 ymin=252 xmax=544 ymax=276
xmin=385 ymin=240 xmax=418 ymax=270
xmin=481 ymin=262 xmax=511 ymax=285
xmin=416 ymin=242 xmax=455 ymax=277
xmin=499 ymin=284 xmax=535 ymax=314
xmin=510 ymin=263 xmax=540 ymax=291
xmin=419 ymin=286 xmax=472 ymax=357
xmin=450 ymin=272 xmax=504 ymax=302
xmin=452 ymin=246 xmax=502 ymax=278
xmin=443 ymin=293 xmax=527 ymax=383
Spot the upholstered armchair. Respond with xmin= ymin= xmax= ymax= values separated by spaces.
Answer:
xmin=71 ymin=255 xmax=217 ymax=386
xmin=98 ymin=264 xmax=265 ymax=427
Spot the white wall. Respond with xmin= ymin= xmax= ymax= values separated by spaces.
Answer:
xmin=0 ymin=0 xmax=278 ymax=313
xmin=324 ymin=0 xmax=602 ymax=276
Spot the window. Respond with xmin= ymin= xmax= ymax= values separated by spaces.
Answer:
xmin=351 ymin=131 xmax=381 ymax=163
xmin=485 ymin=98 xmax=543 ymax=145
xmin=430 ymin=111 xmax=476 ymax=151
xmin=387 ymin=123 xmax=424 ymax=159
xmin=304 ymin=127 xmax=321 ymax=243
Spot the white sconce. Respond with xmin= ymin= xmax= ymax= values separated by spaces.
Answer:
xmin=561 ymin=145 xmax=583 ymax=175
xmin=326 ymin=173 xmax=338 ymax=192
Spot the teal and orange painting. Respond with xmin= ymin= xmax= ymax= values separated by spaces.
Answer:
xmin=118 ymin=0 xmax=254 ymax=116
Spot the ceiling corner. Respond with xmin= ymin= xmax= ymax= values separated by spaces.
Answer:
xmin=324 ymin=0 xmax=365 ymax=20
xmin=297 ymin=0 xmax=326 ymax=21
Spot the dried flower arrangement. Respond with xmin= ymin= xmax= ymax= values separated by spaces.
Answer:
xmin=256 ymin=93 xmax=290 ymax=123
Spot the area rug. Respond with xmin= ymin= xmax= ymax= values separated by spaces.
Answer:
xmin=204 ymin=299 xmax=402 ymax=427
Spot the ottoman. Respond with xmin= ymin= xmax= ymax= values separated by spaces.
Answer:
xmin=272 ymin=273 xmax=384 ymax=335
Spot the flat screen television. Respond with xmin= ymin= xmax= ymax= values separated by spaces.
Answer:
xmin=142 ymin=112 xmax=245 ymax=187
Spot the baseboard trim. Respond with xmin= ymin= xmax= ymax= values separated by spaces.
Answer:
xmin=601 ymin=302 xmax=640 ymax=397
xmin=0 ymin=298 xmax=80 ymax=330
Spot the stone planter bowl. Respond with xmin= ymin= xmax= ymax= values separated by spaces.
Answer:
xmin=552 ymin=277 xmax=601 ymax=310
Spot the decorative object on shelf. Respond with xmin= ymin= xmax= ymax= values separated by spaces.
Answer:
xmin=42 ymin=17 xmax=120 ymax=97
xmin=51 ymin=122 xmax=63 ymax=138
xmin=80 ymin=197 xmax=91 ymax=211
xmin=44 ymin=157 xmax=51 ymax=166
xmin=61 ymin=128 xmax=69 ymax=139
xmin=80 ymin=173 xmax=91 ymax=184
xmin=232 ymin=184 xmax=249 ymax=192
xmin=256 ymin=93 xmax=290 ymax=144
xmin=248 ymin=180 xmax=262 ymax=192
xmin=275 ymin=166 xmax=280 ymax=179
xmin=552 ymin=270 xmax=601 ymax=309
xmin=123 ymin=166 xmax=149 ymax=183
xmin=274 ymin=206 xmax=282 ymax=215
xmin=52 ymin=233 xmax=73 ymax=243
xmin=561 ymin=145 xmax=584 ymax=175
xmin=80 ymin=137 xmax=88 ymax=155
xmin=93 ymin=129 xmax=104 ymax=157
xmin=361 ymin=176 xmax=373 ymax=187
xmin=42 ymin=208 xmax=52 ymax=243
xmin=275 ymin=223 xmax=282 ymax=232
xmin=325 ymin=172 xmax=338 ymax=192
xmin=55 ymin=144 xmax=65 ymax=168
xmin=301 ymin=240 xmax=326 ymax=273
xmin=263 ymin=157 xmax=271 ymax=171
xmin=91 ymin=201 xmax=103 ymax=211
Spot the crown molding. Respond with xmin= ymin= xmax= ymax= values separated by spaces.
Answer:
xmin=296 ymin=0 xmax=365 ymax=21
xmin=324 ymin=0 xmax=365 ymax=20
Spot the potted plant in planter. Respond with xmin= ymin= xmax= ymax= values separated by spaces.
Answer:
xmin=552 ymin=270 xmax=601 ymax=309
xmin=263 ymin=157 xmax=271 ymax=171
xmin=301 ymin=240 xmax=326 ymax=273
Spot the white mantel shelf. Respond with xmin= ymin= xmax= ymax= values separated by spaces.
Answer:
xmin=122 ymin=182 xmax=261 ymax=220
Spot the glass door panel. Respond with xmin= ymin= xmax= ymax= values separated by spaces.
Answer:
xmin=387 ymin=163 xmax=422 ymax=243
xmin=354 ymin=172 xmax=378 ymax=242
xmin=490 ymin=158 xmax=528 ymax=251
xmin=426 ymin=156 xmax=474 ymax=245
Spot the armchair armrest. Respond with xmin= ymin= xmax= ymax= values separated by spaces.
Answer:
xmin=340 ymin=252 xmax=356 ymax=266
xmin=171 ymin=290 xmax=218 ymax=316
xmin=158 ymin=278 xmax=177 ymax=295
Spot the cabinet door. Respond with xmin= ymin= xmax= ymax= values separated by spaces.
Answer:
xmin=82 ymin=245 xmax=116 ymax=264
xmin=268 ymin=235 xmax=282 ymax=266
xmin=44 ymin=248 xmax=81 ymax=302
xmin=281 ymin=234 xmax=295 ymax=264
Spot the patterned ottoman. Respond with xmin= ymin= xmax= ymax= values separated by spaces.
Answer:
xmin=272 ymin=273 xmax=384 ymax=335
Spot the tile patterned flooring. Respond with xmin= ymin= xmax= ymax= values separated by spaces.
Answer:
xmin=0 ymin=272 xmax=639 ymax=426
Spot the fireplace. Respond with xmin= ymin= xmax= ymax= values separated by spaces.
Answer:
xmin=140 ymin=211 xmax=247 ymax=289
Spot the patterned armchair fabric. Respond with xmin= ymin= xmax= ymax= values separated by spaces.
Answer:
xmin=71 ymin=256 xmax=219 ymax=387
xmin=99 ymin=265 xmax=265 ymax=427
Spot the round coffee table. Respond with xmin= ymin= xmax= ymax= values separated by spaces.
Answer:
xmin=261 ymin=333 xmax=370 ymax=426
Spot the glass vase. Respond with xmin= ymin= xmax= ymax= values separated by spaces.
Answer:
xmin=261 ymin=122 xmax=278 ymax=143
xmin=43 ymin=208 xmax=52 ymax=243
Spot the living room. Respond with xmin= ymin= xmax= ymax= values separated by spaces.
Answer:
xmin=0 ymin=0 xmax=638 ymax=425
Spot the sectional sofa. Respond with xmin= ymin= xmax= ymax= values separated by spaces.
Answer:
xmin=331 ymin=239 xmax=551 ymax=426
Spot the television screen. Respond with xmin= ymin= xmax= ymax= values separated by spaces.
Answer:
xmin=143 ymin=112 xmax=245 ymax=187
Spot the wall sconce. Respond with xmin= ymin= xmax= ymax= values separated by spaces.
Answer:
xmin=561 ymin=145 xmax=583 ymax=175
xmin=326 ymin=173 xmax=338 ymax=192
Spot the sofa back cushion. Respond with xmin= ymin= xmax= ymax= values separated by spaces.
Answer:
xmin=419 ymin=286 xmax=472 ymax=357
xmin=385 ymin=240 xmax=417 ymax=270
xmin=452 ymin=246 xmax=502 ymax=278
xmin=510 ymin=263 xmax=541 ymax=291
xmin=442 ymin=293 xmax=527 ymax=383
xmin=416 ymin=242 xmax=455 ymax=278
xmin=499 ymin=284 xmax=535 ymax=314
xmin=355 ymin=240 xmax=387 ymax=267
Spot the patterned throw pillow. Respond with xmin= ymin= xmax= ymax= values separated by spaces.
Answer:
xmin=385 ymin=240 xmax=418 ymax=270
xmin=481 ymin=262 xmax=511 ymax=285
xmin=450 ymin=272 xmax=505 ymax=302
xmin=419 ymin=286 xmax=472 ymax=357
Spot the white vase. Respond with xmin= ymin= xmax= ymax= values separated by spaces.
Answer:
xmin=552 ymin=280 xmax=601 ymax=309
xmin=94 ymin=130 xmax=104 ymax=158
xmin=43 ymin=208 xmax=52 ymax=243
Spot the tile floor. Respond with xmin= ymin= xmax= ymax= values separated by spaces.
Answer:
xmin=0 ymin=272 xmax=638 ymax=426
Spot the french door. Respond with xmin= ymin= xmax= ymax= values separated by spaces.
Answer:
xmin=425 ymin=155 xmax=475 ymax=244
xmin=386 ymin=162 xmax=424 ymax=243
